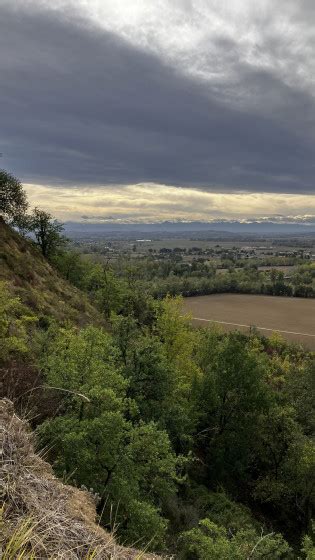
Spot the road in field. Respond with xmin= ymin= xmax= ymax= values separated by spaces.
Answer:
xmin=182 ymin=294 xmax=315 ymax=349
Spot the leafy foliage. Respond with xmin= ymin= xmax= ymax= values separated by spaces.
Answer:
xmin=37 ymin=324 xmax=179 ymax=549
xmin=0 ymin=281 xmax=36 ymax=363
xmin=29 ymin=208 xmax=66 ymax=258
xmin=0 ymin=170 xmax=28 ymax=224
xmin=179 ymin=518 xmax=292 ymax=559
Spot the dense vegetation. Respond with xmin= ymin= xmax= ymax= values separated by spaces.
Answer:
xmin=1 ymin=171 xmax=314 ymax=558
xmin=2 ymin=275 xmax=315 ymax=557
xmin=54 ymin=247 xmax=315 ymax=301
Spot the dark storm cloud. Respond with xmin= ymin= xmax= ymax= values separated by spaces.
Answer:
xmin=0 ymin=4 xmax=315 ymax=193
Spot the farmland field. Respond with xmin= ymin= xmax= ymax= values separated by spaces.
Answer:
xmin=182 ymin=294 xmax=315 ymax=349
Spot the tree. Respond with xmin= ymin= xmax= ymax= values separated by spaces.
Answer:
xmin=52 ymin=250 xmax=87 ymax=286
xmin=197 ymin=330 xmax=269 ymax=483
xmin=156 ymin=297 xmax=202 ymax=449
xmin=110 ymin=421 xmax=180 ymax=549
xmin=122 ymin=331 xmax=174 ymax=424
xmin=38 ymin=324 xmax=129 ymax=489
xmin=29 ymin=208 xmax=65 ymax=258
xmin=179 ymin=519 xmax=292 ymax=560
xmin=250 ymin=402 xmax=315 ymax=537
xmin=0 ymin=169 xmax=28 ymax=223
xmin=83 ymin=263 xmax=125 ymax=318
xmin=13 ymin=211 xmax=33 ymax=237
xmin=302 ymin=526 xmax=315 ymax=560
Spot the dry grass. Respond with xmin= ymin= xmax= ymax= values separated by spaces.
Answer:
xmin=0 ymin=218 xmax=101 ymax=326
xmin=0 ymin=399 xmax=161 ymax=559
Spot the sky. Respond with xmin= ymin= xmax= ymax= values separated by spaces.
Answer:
xmin=0 ymin=0 xmax=315 ymax=225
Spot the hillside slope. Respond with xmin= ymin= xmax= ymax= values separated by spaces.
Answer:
xmin=0 ymin=398 xmax=161 ymax=559
xmin=0 ymin=217 xmax=100 ymax=325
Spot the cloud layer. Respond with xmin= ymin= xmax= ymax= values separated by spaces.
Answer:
xmin=0 ymin=1 xmax=314 ymax=222
xmin=24 ymin=183 xmax=315 ymax=224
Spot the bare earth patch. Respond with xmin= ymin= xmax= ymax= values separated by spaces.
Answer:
xmin=182 ymin=294 xmax=315 ymax=349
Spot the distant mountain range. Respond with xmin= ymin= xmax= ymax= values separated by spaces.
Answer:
xmin=64 ymin=220 xmax=315 ymax=237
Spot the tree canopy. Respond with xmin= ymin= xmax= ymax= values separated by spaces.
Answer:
xmin=0 ymin=169 xmax=28 ymax=223
xmin=29 ymin=208 xmax=66 ymax=258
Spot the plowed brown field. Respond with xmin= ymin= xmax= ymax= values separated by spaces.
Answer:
xmin=182 ymin=294 xmax=315 ymax=349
